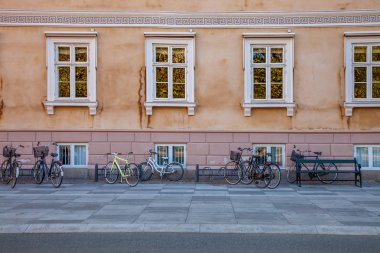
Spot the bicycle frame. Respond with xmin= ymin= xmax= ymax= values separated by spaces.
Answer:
xmin=111 ymin=154 xmax=132 ymax=180
xmin=146 ymin=156 xmax=170 ymax=178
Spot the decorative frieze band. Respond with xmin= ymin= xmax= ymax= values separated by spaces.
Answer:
xmin=0 ymin=10 xmax=380 ymax=28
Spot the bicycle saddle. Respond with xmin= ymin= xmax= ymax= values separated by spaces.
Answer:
xmin=313 ymin=152 xmax=322 ymax=156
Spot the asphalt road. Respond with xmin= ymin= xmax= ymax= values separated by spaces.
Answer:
xmin=1 ymin=232 xmax=380 ymax=253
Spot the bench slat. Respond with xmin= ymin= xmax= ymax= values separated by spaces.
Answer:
xmin=296 ymin=159 xmax=357 ymax=164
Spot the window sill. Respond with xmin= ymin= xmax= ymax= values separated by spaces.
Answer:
xmin=242 ymin=102 xmax=296 ymax=117
xmin=144 ymin=101 xmax=196 ymax=116
xmin=43 ymin=100 xmax=98 ymax=115
xmin=344 ymin=102 xmax=380 ymax=116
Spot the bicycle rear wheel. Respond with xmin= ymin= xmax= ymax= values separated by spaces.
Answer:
xmin=286 ymin=162 xmax=297 ymax=183
xmin=104 ymin=162 xmax=119 ymax=184
xmin=316 ymin=163 xmax=338 ymax=184
xmin=267 ymin=164 xmax=281 ymax=189
xmin=166 ymin=162 xmax=184 ymax=181
xmin=240 ymin=161 xmax=254 ymax=185
xmin=33 ymin=160 xmax=45 ymax=184
xmin=125 ymin=163 xmax=139 ymax=187
xmin=253 ymin=164 xmax=272 ymax=188
xmin=139 ymin=162 xmax=153 ymax=181
xmin=1 ymin=160 xmax=11 ymax=184
xmin=224 ymin=161 xmax=242 ymax=185
xmin=50 ymin=162 xmax=64 ymax=188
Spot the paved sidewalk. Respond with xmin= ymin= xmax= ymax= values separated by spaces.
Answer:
xmin=1 ymin=181 xmax=380 ymax=235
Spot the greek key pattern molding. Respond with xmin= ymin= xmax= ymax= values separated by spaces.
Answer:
xmin=1 ymin=10 xmax=380 ymax=27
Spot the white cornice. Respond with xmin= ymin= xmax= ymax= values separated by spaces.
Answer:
xmin=1 ymin=9 xmax=380 ymax=28
xmin=344 ymin=31 xmax=380 ymax=37
xmin=144 ymin=32 xmax=196 ymax=38
xmin=45 ymin=31 xmax=97 ymax=37
xmin=243 ymin=32 xmax=295 ymax=38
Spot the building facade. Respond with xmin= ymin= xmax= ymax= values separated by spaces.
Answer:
xmin=0 ymin=0 xmax=380 ymax=179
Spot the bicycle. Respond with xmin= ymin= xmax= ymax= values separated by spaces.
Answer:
xmin=104 ymin=152 xmax=139 ymax=187
xmin=1 ymin=145 xmax=24 ymax=188
xmin=286 ymin=145 xmax=338 ymax=184
xmin=253 ymin=149 xmax=282 ymax=189
xmin=33 ymin=142 xmax=64 ymax=188
xmin=139 ymin=149 xmax=184 ymax=181
xmin=224 ymin=148 xmax=273 ymax=188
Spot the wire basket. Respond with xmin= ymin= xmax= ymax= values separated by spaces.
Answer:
xmin=230 ymin=151 xmax=241 ymax=162
xmin=2 ymin=146 xmax=16 ymax=158
xmin=33 ymin=146 xmax=49 ymax=158
xmin=290 ymin=150 xmax=304 ymax=162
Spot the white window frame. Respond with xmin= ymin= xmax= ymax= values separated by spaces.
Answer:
xmin=145 ymin=32 xmax=196 ymax=116
xmin=354 ymin=145 xmax=380 ymax=170
xmin=252 ymin=144 xmax=286 ymax=168
xmin=57 ymin=143 xmax=88 ymax=168
xmin=243 ymin=33 xmax=295 ymax=117
xmin=44 ymin=32 xmax=98 ymax=115
xmin=154 ymin=144 xmax=187 ymax=167
xmin=344 ymin=31 xmax=380 ymax=116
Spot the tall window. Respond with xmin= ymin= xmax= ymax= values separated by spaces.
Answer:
xmin=355 ymin=145 xmax=380 ymax=169
xmin=45 ymin=32 xmax=97 ymax=115
xmin=155 ymin=144 xmax=186 ymax=167
xmin=243 ymin=34 xmax=295 ymax=117
xmin=352 ymin=45 xmax=380 ymax=99
xmin=344 ymin=32 xmax=380 ymax=116
xmin=252 ymin=144 xmax=285 ymax=167
xmin=58 ymin=143 xmax=87 ymax=167
xmin=145 ymin=33 xmax=196 ymax=115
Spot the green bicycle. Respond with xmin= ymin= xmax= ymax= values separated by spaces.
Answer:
xmin=104 ymin=152 xmax=139 ymax=187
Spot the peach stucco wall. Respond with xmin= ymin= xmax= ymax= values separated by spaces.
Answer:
xmin=0 ymin=0 xmax=380 ymax=131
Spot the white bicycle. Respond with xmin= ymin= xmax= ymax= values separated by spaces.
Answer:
xmin=139 ymin=149 xmax=184 ymax=181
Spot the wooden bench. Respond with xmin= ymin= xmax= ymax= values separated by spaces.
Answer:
xmin=295 ymin=158 xmax=362 ymax=187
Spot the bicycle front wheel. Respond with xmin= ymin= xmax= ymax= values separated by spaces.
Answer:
xmin=286 ymin=162 xmax=297 ymax=184
xmin=104 ymin=162 xmax=119 ymax=184
xmin=240 ymin=161 xmax=254 ymax=185
xmin=1 ymin=160 xmax=11 ymax=184
xmin=253 ymin=164 xmax=272 ymax=188
xmin=33 ymin=160 xmax=45 ymax=184
xmin=267 ymin=164 xmax=281 ymax=189
xmin=50 ymin=162 xmax=64 ymax=188
xmin=316 ymin=163 xmax=338 ymax=184
xmin=9 ymin=161 xmax=19 ymax=189
xmin=166 ymin=162 xmax=184 ymax=181
xmin=125 ymin=163 xmax=139 ymax=187
xmin=139 ymin=162 xmax=153 ymax=181
xmin=224 ymin=161 xmax=242 ymax=185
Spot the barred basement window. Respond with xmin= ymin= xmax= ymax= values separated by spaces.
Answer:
xmin=252 ymin=144 xmax=285 ymax=168
xmin=354 ymin=145 xmax=380 ymax=169
xmin=57 ymin=143 xmax=88 ymax=167
xmin=154 ymin=144 xmax=186 ymax=167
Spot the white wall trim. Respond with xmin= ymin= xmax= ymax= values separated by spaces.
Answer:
xmin=243 ymin=32 xmax=295 ymax=38
xmin=144 ymin=32 xmax=196 ymax=38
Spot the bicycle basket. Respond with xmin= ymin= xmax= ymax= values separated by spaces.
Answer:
xmin=2 ymin=146 xmax=16 ymax=158
xmin=290 ymin=150 xmax=304 ymax=162
xmin=230 ymin=151 xmax=241 ymax=161
xmin=33 ymin=146 xmax=49 ymax=158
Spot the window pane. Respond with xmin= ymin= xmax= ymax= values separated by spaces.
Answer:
xmin=253 ymin=48 xmax=266 ymax=63
xmin=271 ymin=48 xmax=283 ymax=63
xmin=156 ymin=67 xmax=168 ymax=98
xmin=373 ymin=147 xmax=380 ymax=167
xmin=59 ymin=145 xmax=71 ymax=165
xmin=354 ymin=46 xmax=367 ymax=62
xmin=172 ymin=48 xmax=185 ymax=63
xmin=173 ymin=68 xmax=186 ymax=99
xmin=173 ymin=146 xmax=185 ymax=165
xmin=157 ymin=146 xmax=169 ymax=166
xmin=354 ymin=83 xmax=367 ymax=98
xmin=156 ymin=67 xmax=168 ymax=82
xmin=58 ymin=66 xmax=70 ymax=97
xmin=356 ymin=147 xmax=369 ymax=167
xmin=156 ymin=83 xmax=168 ymax=98
xmin=354 ymin=67 xmax=367 ymax=99
xmin=75 ymin=47 xmax=87 ymax=62
xmin=373 ymin=67 xmax=380 ymax=98
xmin=271 ymin=68 xmax=283 ymax=99
xmin=372 ymin=46 xmax=380 ymax=62
xmin=75 ymin=67 xmax=87 ymax=98
xmin=156 ymin=47 xmax=168 ymax=62
xmin=58 ymin=47 xmax=70 ymax=62
xmin=354 ymin=67 xmax=367 ymax=82
xmin=271 ymin=146 xmax=284 ymax=166
xmin=253 ymin=68 xmax=266 ymax=99
xmin=74 ymin=145 xmax=86 ymax=165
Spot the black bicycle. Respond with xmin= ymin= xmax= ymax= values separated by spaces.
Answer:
xmin=33 ymin=142 xmax=64 ymax=188
xmin=286 ymin=145 xmax=338 ymax=184
xmin=1 ymin=145 xmax=24 ymax=188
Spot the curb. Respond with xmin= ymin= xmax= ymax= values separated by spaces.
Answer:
xmin=1 ymin=224 xmax=380 ymax=236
